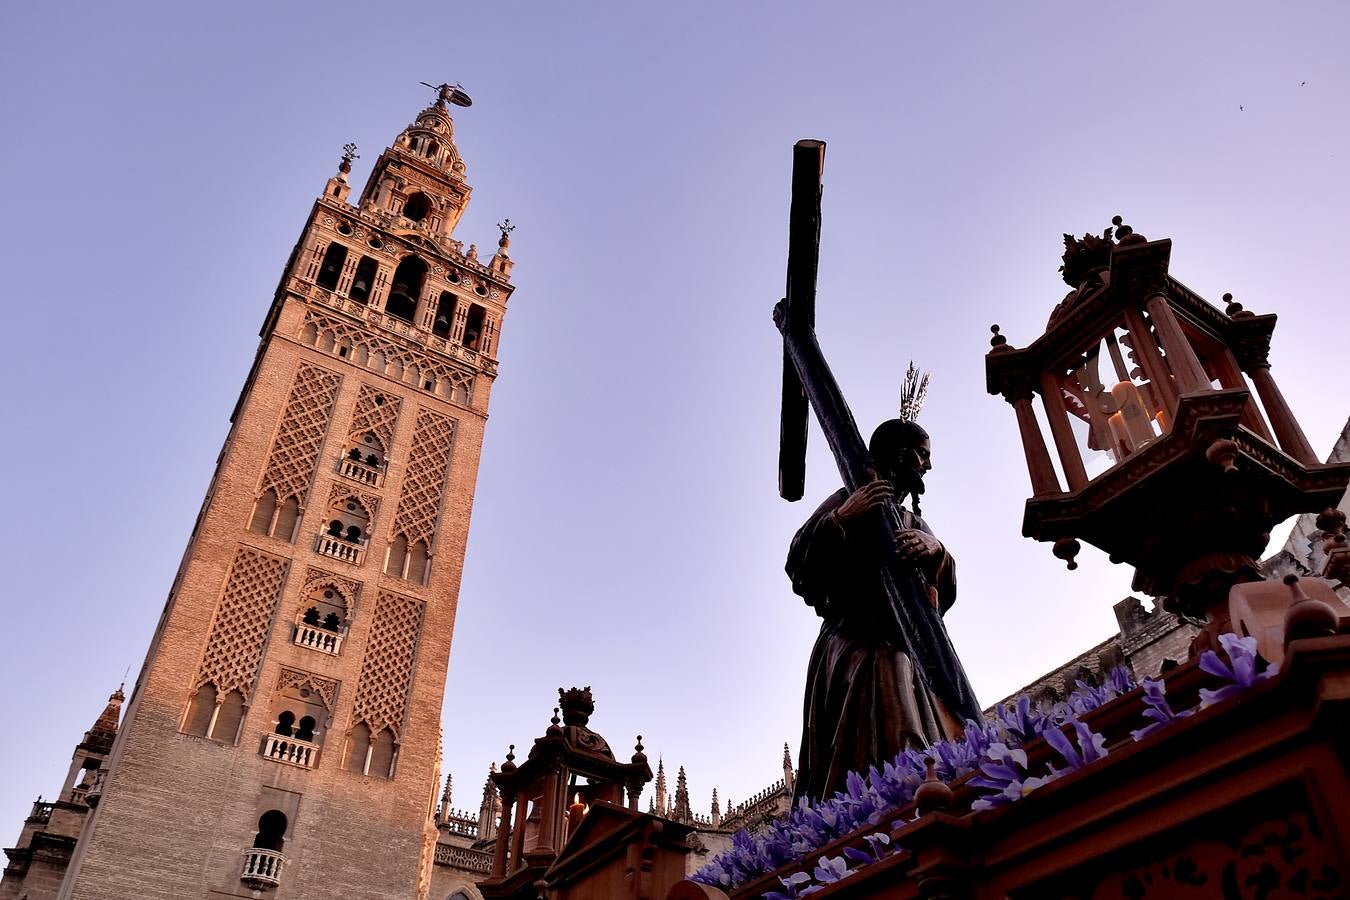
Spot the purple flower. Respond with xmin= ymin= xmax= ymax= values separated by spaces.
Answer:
xmin=1198 ymin=633 xmax=1277 ymax=708
xmin=1043 ymin=717 xmax=1108 ymax=772
xmin=1106 ymin=665 xmax=1137 ymax=695
xmin=1130 ymin=677 xmax=1192 ymax=741
xmin=764 ymin=870 xmax=814 ymax=900
xmin=969 ymin=742 xmax=1054 ymax=809
xmin=811 ymin=855 xmax=853 ymax=885
xmin=996 ymin=695 xmax=1047 ymax=746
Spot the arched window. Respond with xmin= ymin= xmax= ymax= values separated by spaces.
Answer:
xmin=275 ymin=710 xmax=296 ymax=737
xmin=274 ymin=496 xmax=300 ymax=543
xmin=296 ymin=716 xmax=316 ymax=742
xmin=253 ymin=810 xmax=288 ymax=852
xmin=184 ymin=683 xmax=218 ymax=737
xmin=433 ymin=292 xmax=457 ymax=338
xmin=462 ymin=304 xmax=487 ymax=351
xmin=249 ymin=489 xmax=278 ymax=536
xmin=385 ymin=256 xmax=427 ymax=323
xmin=326 ymin=496 xmax=370 ymax=545
xmin=316 ymin=242 xmax=347 ymax=291
xmin=301 ymin=585 xmax=348 ymax=633
xmin=385 ymin=534 xmax=409 ymax=578
xmin=369 ymin=727 xmax=396 ymax=778
xmin=348 ymin=432 xmax=386 ymax=470
xmin=213 ymin=690 xmax=245 ymax=744
xmin=350 ymin=256 xmax=378 ymax=304
xmin=403 ymin=193 xmax=431 ymax=223
xmin=346 ymin=723 xmax=372 ymax=774
xmin=407 ymin=540 xmax=430 ymax=585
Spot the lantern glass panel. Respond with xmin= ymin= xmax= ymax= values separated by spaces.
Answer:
xmin=1048 ymin=321 xmax=1172 ymax=478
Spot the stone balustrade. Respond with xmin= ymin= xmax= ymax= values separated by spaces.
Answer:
xmin=315 ymin=534 xmax=366 ymax=565
xmin=260 ymin=734 xmax=320 ymax=770
xmin=292 ymin=622 xmax=343 ymax=656
xmin=240 ymin=847 xmax=285 ymax=889
xmin=338 ymin=456 xmax=383 ymax=487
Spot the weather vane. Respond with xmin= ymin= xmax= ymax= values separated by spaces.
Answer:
xmin=341 ymin=142 xmax=359 ymax=164
xmin=497 ymin=219 xmax=515 ymax=239
xmin=420 ymin=81 xmax=473 ymax=109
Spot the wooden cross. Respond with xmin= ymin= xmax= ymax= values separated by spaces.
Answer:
xmin=775 ymin=140 xmax=981 ymax=722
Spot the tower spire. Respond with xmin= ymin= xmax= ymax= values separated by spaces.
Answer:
xmin=654 ymin=758 xmax=667 ymax=816
xmin=673 ymin=765 xmax=691 ymax=823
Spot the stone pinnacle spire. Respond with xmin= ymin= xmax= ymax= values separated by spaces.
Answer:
xmin=654 ymin=758 xmax=667 ymax=816
xmin=82 ymin=686 xmax=125 ymax=754
xmin=673 ymin=766 xmax=691 ymax=823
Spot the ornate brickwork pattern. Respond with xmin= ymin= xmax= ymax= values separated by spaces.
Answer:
xmin=275 ymin=667 xmax=340 ymax=710
xmin=348 ymin=383 xmax=403 ymax=449
xmin=300 ymin=310 xmax=476 ymax=402
xmin=258 ymin=363 xmax=343 ymax=503
xmin=301 ymin=566 xmax=361 ymax=610
xmin=327 ymin=481 xmax=380 ymax=521
xmin=352 ymin=591 xmax=425 ymax=737
xmin=197 ymin=547 xmax=289 ymax=698
xmin=392 ymin=409 xmax=457 ymax=547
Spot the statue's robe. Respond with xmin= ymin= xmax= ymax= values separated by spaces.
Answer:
xmin=787 ymin=488 xmax=959 ymax=803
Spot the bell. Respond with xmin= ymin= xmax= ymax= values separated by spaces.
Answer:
xmin=352 ymin=279 xmax=369 ymax=293
xmin=435 ymin=315 xmax=450 ymax=330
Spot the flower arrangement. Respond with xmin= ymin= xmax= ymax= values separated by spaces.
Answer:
xmin=692 ymin=633 xmax=1276 ymax=896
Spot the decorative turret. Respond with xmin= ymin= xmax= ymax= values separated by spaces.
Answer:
xmin=710 ymin=788 xmax=721 ymax=829
xmin=653 ymin=758 xmax=667 ymax=816
xmin=480 ymin=688 xmax=653 ymax=900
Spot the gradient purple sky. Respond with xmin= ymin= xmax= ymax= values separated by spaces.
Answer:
xmin=3 ymin=2 xmax=1348 ymax=830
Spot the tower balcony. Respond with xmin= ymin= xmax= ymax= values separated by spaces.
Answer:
xmin=260 ymin=733 xmax=321 ymax=769
xmin=240 ymin=847 xmax=286 ymax=890
xmin=337 ymin=454 xmax=384 ymax=487
xmin=315 ymin=533 xmax=366 ymax=566
xmin=292 ymin=620 xmax=344 ymax=656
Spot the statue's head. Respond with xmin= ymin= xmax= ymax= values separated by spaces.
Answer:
xmin=869 ymin=419 xmax=931 ymax=503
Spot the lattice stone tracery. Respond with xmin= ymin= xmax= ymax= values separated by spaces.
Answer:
xmin=197 ymin=547 xmax=289 ymax=698
xmin=275 ymin=667 xmax=340 ymax=710
xmin=300 ymin=310 xmax=474 ymax=404
xmin=301 ymin=566 xmax=360 ymax=614
xmin=258 ymin=364 xmax=343 ymax=503
xmin=327 ymin=482 xmax=380 ymax=521
xmin=352 ymin=591 xmax=425 ymax=738
xmin=392 ymin=409 xmax=457 ymax=548
xmin=348 ymin=383 xmax=403 ymax=449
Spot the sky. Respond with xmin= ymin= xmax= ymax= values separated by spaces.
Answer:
xmin=2 ymin=2 xmax=1348 ymax=833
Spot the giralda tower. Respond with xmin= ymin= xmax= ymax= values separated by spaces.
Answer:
xmin=60 ymin=86 xmax=515 ymax=899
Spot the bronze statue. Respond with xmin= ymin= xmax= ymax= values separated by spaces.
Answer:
xmin=787 ymin=419 xmax=961 ymax=802
xmin=774 ymin=141 xmax=979 ymax=803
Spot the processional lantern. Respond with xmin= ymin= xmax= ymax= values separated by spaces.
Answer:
xmin=480 ymin=687 xmax=654 ymax=899
xmin=986 ymin=218 xmax=1350 ymax=648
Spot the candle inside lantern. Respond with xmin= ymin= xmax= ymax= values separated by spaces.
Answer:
xmin=567 ymin=793 xmax=586 ymax=831
xmin=1111 ymin=382 xmax=1156 ymax=446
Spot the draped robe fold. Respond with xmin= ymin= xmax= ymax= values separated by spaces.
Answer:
xmin=788 ymin=488 xmax=960 ymax=803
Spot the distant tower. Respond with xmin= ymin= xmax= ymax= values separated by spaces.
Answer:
xmin=0 ymin=688 xmax=123 ymax=899
xmin=59 ymin=87 xmax=516 ymax=900
xmin=672 ymin=766 xmax=691 ymax=823
xmin=653 ymin=759 xmax=667 ymax=817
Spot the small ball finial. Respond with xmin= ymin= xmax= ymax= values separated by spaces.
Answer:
xmin=1223 ymin=292 xmax=1249 ymax=317
xmin=914 ymin=757 xmax=953 ymax=814
xmin=989 ymin=324 xmax=1009 ymax=350
xmin=1053 ymin=537 xmax=1081 ymax=571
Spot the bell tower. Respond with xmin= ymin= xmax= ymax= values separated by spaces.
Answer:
xmin=60 ymin=87 xmax=515 ymax=900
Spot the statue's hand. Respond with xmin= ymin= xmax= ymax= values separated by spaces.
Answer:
xmin=834 ymin=478 xmax=893 ymax=523
xmin=895 ymin=528 xmax=941 ymax=561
